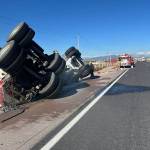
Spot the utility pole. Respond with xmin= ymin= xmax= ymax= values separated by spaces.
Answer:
xmin=109 ymin=53 xmax=112 ymax=66
xmin=107 ymin=52 xmax=112 ymax=66
xmin=107 ymin=52 xmax=109 ymax=66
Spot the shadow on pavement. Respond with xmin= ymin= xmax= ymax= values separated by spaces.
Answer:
xmin=82 ymin=75 xmax=100 ymax=81
xmin=57 ymin=82 xmax=90 ymax=98
xmin=106 ymin=83 xmax=150 ymax=95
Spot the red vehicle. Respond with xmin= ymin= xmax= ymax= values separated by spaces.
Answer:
xmin=119 ymin=54 xmax=135 ymax=68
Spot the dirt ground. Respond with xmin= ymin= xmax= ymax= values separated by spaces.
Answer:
xmin=0 ymin=66 xmax=123 ymax=150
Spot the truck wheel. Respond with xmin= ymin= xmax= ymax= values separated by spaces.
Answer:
xmin=0 ymin=41 xmax=21 ymax=68
xmin=38 ymin=72 xmax=59 ymax=99
xmin=7 ymin=22 xmax=29 ymax=42
xmin=65 ymin=47 xmax=76 ymax=55
xmin=78 ymin=64 xmax=91 ymax=78
xmin=46 ymin=53 xmax=62 ymax=71
xmin=19 ymin=28 xmax=35 ymax=47
xmin=65 ymin=47 xmax=81 ymax=58
xmin=46 ymin=78 xmax=62 ymax=98
xmin=4 ymin=48 xmax=26 ymax=75
xmin=65 ymin=49 xmax=81 ymax=58
xmin=55 ymin=59 xmax=66 ymax=74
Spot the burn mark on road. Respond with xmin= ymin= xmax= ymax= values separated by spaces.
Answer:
xmin=107 ymin=83 xmax=150 ymax=95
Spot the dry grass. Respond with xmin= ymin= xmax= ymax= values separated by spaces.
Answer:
xmin=92 ymin=61 xmax=120 ymax=71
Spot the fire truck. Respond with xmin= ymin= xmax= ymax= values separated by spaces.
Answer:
xmin=119 ymin=54 xmax=135 ymax=68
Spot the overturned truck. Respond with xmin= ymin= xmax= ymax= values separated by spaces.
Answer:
xmin=0 ymin=22 xmax=93 ymax=112
xmin=65 ymin=46 xmax=93 ymax=79
xmin=0 ymin=22 xmax=66 ymax=106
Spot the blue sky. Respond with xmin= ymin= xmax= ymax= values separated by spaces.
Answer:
xmin=0 ymin=0 xmax=150 ymax=57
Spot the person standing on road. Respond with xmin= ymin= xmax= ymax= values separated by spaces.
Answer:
xmin=89 ymin=62 xmax=95 ymax=79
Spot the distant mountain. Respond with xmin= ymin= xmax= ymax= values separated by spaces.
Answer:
xmin=132 ymin=54 xmax=150 ymax=58
xmin=84 ymin=55 xmax=119 ymax=61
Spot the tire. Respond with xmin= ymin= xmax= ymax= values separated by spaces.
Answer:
xmin=65 ymin=47 xmax=77 ymax=55
xmin=46 ymin=53 xmax=62 ymax=71
xmin=65 ymin=48 xmax=81 ymax=58
xmin=0 ymin=41 xmax=21 ymax=68
xmin=55 ymin=59 xmax=66 ymax=74
xmin=7 ymin=22 xmax=29 ymax=42
xmin=46 ymin=78 xmax=62 ymax=98
xmin=38 ymin=72 xmax=59 ymax=98
xmin=80 ymin=70 xmax=90 ymax=78
xmin=78 ymin=64 xmax=91 ymax=78
xmin=19 ymin=28 xmax=35 ymax=47
xmin=4 ymin=48 xmax=26 ymax=75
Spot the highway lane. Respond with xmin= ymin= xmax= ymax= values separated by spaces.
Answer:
xmin=42 ymin=62 xmax=150 ymax=150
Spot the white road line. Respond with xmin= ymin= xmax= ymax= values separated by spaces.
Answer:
xmin=41 ymin=69 xmax=129 ymax=150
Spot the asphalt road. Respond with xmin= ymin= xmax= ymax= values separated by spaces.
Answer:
xmin=43 ymin=62 xmax=150 ymax=150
